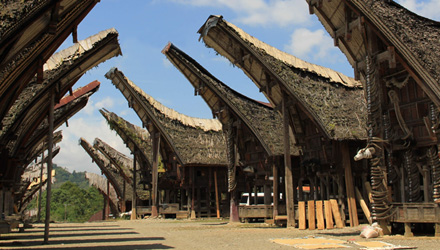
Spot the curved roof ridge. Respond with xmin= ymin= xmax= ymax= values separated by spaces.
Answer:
xmin=222 ymin=18 xmax=361 ymax=88
xmin=121 ymin=72 xmax=222 ymax=132
xmin=44 ymin=28 xmax=119 ymax=71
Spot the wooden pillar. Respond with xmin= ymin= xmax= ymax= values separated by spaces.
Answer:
xmin=197 ymin=188 xmax=201 ymax=218
xmin=122 ymin=180 xmax=126 ymax=212
xmin=282 ymin=97 xmax=295 ymax=227
xmin=273 ymin=161 xmax=279 ymax=218
xmin=102 ymin=193 xmax=106 ymax=221
xmin=208 ymin=168 xmax=212 ymax=218
xmin=131 ymin=153 xmax=137 ymax=220
xmin=214 ymin=170 xmax=220 ymax=218
xmin=264 ymin=184 xmax=271 ymax=206
xmin=37 ymin=150 xmax=44 ymax=222
xmin=225 ymin=117 xmax=239 ymax=223
xmin=341 ymin=141 xmax=359 ymax=227
xmin=106 ymin=179 xmax=110 ymax=219
xmin=151 ymin=133 xmax=160 ymax=217
xmin=191 ymin=168 xmax=196 ymax=219
xmin=43 ymin=90 xmax=55 ymax=244
xmin=253 ymin=185 xmax=258 ymax=205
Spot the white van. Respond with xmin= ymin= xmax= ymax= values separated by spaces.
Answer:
xmin=239 ymin=192 xmax=282 ymax=205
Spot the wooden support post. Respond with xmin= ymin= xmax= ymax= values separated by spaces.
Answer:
xmin=106 ymin=179 xmax=110 ymax=219
xmin=264 ymin=185 xmax=271 ymax=206
xmin=197 ymin=188 xmax=201 ymax=218
xmin=308 ymin=200 xmax=316 ymax=230
xmin=214 ymin=170 xmax=220 ymax=218
xmin=324 ymin=200 xmax=334 ymax=229
xmin=43 ymin=90 xmax=55 ymax=244
xmin=225 ymin=117 xmax=239 ymax=223
xmin=151 ymin=133 xmax=160 ymax=218
xmin=102 ymin=193 xmax=106 ymax=221
xmin=273 ymin=161 xmax=279 ymax=218
xmin=355 ymin=187 xmax=372 ymax=224
xmin=131 ymin=153 xmax=137 ymax=220
xmin=330 ymin=199 xmax=344 ymax=228
xmin=316 ymin=200 xmax=324 ymax=230
xmin=282 ymin=97 xmax=295 ymax=227
xmin=253 ymin=185 xmax=258 ymax=205
xmin=341 ymin=142 xmax=359 ymax=227
xmin=298 ymin=201 xmax=306 ymax=230
xmin=191 ymin=168 xmax=196 ymax=219
xmin=37 ymin=150 xmax=44 ymax=222
xmin=208 ymin=168 xmax=212 ymax=218
xmin=122 ymin=180 xmax=126 ymax=213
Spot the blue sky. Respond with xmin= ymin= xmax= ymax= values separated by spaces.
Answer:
xmin=52 ymin=0 xmax=440 ymax=174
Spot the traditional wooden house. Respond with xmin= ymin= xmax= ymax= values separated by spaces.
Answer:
xmin=99 ymin=109 xmax=155 ymax=218
xmin=80 ymin=138 xmax=150 ymax=215
xmin=307 ymin=0 xmax=440 ymax=235
xmin=162 ymin=42 xmax=299 ymax=222
xmin=0 ymin=27 xmax=120 ymax=171
xmin=0 ymin=83 xmax=99 ymax=221
xmin=16 ymin=146 xmax=60 ymax=213
xmin=93 ymin=137 xmax=149 ymax=213
xmin=85 ymin=172 xmax=119 ymax=219
xmin=0 ymin=0 xmax=102 ymax=125
xmin=198 ymin=15 xmax=368 ymax=228
xmin=0 ymin=27 xmax=120 ymax=221
xmin=105 ymin=68 xmax=228 ymax=218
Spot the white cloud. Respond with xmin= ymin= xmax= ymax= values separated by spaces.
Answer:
xmin=396 ymin=0 xmax=440 ymax=20
xmin=284 ymin=28 xmax=335 ymax=61
xmin=169 ymin=0 xmax=310 ymax=26
xmin=55 ymin=117 xmax=132 ymax=174
xmin=95 ymin=96 xmax=114 ymax=110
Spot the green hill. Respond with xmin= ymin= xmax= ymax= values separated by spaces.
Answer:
xmin=52 ymin=164 xmax=89 ymax=189
xmin=27 ymin=164 xmax=104 ymax=222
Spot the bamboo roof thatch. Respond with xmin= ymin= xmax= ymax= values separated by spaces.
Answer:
xmin=1 ymin=28 xmax=120 ymax=149
xmin=163 ymin=43 xmax=298 ymax=157
xmin=93 ymin=138 xmax=149 ymax=199
xmin=105 ymin=68 xmax=227 ymax=167
xmin=85 ymin=172 xmax=118 ymax=209
xmin=13 ymin=81 xmax=100 ymax=162
xmin=198 ymin=15 xmax=367 ymax=140
xmin=99 ymin=109 xmax=152 ymax=172
xmin=80 ymin=138 xmax=149 ymax=201
xmin=0 ymin=0 xmax=101 ymax=125
xmin=80 ymin=137 xmax=129 ymax=200
xmin=25 ymin=130 xmax=63 ymax=169
xmin=308 ymin=0 xmax=440 ymax=105
xmin=94 ymin=138 xmax=134 ymax=184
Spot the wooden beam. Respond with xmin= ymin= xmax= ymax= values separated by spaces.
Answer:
xmin=299 ymin=201 xmax=306 ymax=230
xmin=43 ymin=90 xmax=55 ymax=244
xmin=342 ymin=142 xmax=359 ymax=227
xmin=330 ymin=199 xmax=344 ymax=228
xmin=308 ymin=200 xmax=316 ymax=230
xmin=283 ymin=97 xmax=295 ymax=227
xmin=151 ymin=133 xmax=160 ymax=217
xmin=324 ymin=200 xmax=334 ymax=229
xmin=273 ymin=161 xmax=279 ymax=219
xmin=131 ymin=152 xmax=137 ymax=220
xmin=355 ymin=187 xmax=372 ymax=224
xmin=214 ymin=170 xmax=220 ymax=218
xmin=316 ymin=200 xmax=325 ymax=230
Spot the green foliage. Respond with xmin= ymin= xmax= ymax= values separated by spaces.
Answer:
xmin=27 ymin=164 xmax=103 ymax=222
xmin=52 ymin=164 xmax=89 ymax=189
xmin=29 ymin=182 xmax=103 ymax=222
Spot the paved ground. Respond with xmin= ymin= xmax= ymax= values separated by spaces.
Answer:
xmin=1 ymin=219 xmax=439 ymax=249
